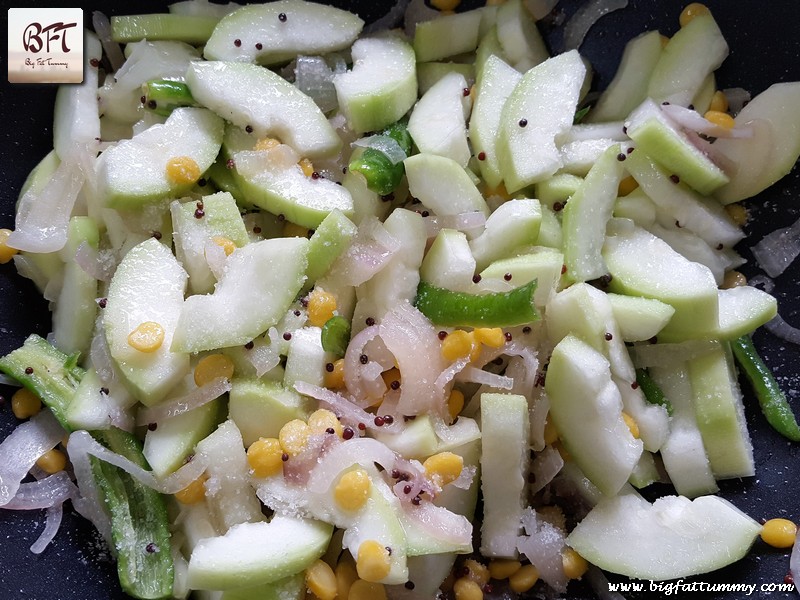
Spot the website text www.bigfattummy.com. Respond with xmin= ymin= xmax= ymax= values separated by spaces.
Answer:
xmin=608 ymin=580 xmax=797 ymax=595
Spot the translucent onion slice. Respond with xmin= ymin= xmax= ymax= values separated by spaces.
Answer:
xmin=751 ymin=216 xmax=800 ymax=278
xmin=0 ymin=410 xmax=64 ymax=507
xmin=306 ymin=437 xmax=398 ymax=494
xmin=30 ymin=503 xmax=63 ymax=554
xmin=352 ymin=135 xmax=407 ymax=165
xmin=563 ymin=0 xmax=628 ymax=51
xmin=517 ymin=507 xmax=569 ymax=593
xmin=455 ymin=366 xmax=514 ymax=390
xmin=74 ymin=241 xmax=116 ymax=282
xmin=92 ymin=11 xmax=126 ymax=71
xmin=136 ymin=377 xmax=231 ymax=426
xmin=8 ymin=153 xmax=86 ymax=253
xmin=3 ymin=471 xmax=77 ymax=510
xmin=328 ymin=217 xmax=400 ymax=287
xmin=379 ymin=302 xmax=447 ymax=416
xmin=529 ymin=445 xmax=565 ymax=496
xmin=402 ymin=501 xmax=472 ymax=547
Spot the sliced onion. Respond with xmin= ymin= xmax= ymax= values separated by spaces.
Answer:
xmin=294 ymin=381 xmax=401 ymax=434
xmin=661 ymin=103 xmax=753 ymax=138
xmin=89 ymin=318 xmax=116 ymax=384
xmin=529 ymin=391 xmax=550 ymax=452
xmin=92 ymin=11 xmax=126 ymax=72
xmin=204 ymin=238 xmax=228 ymax=281
xmin=517 ymin=507 xmax=569 ymax=593
xmin=8 ymin=153 xmax=86 ymax=253
xmin=402 ymin=501 xmax=472 ymax=547
xmin=0 ymin=411 xmax=64 ymax=507
xmin=455 ymin=366 xmax=514 ymax=390
xmin=529 ymin=445 xmax=565 ymax=495
xmin=563 ymin=0 xmax=628 ymax=51
xmin=404 ymin=0 xmax=439 ymax=37
xmin=67 ymin=430 xmax=113 ymax=545
xmin=30 ymin=504 xmax=63 ymax=554
xmin=363 ymin=0 xmax=410 ymax=34
xmin=343 ymin=324 xmax=382 ymax=401
xmin=245 ymin=334 xmax=281 ymax=378
xmin=0 ymin=374 xmax=22 ymax=387
xmin=751 ymin=216 xmax=800 ymax=278
xmin=3 ymin=471 xmax=77 ymax=510
xmin=328 ymin=217 xmax=400 ymax=287
xmin=295 ymin=56 xmax=338 ymax=114
xmin=748 ymin=274 xmax=775 ymax=294
xmin=75 ymin=242 xmax=116 ymax=282
xmin=306 ymin=437 xmax=398 ymax=494
xmin=136 ymin=378 xmax=231 ymax=426
xmin=380 ymin=302 xmax=448 ymax=416
xmin=352 ymin=135 xmax=408 ymax=165
xmin=764 ymin=314 xmax=800 ymax=346
xmin=723 ymin=87 xmax=751 ymax=116
xmin=67 ymin=430 xmax=210 ymax=495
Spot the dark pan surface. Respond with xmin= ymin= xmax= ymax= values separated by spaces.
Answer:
xmin=1 ymin=1 xmax=799 ymax=598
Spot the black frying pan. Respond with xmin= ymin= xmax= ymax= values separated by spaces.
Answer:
xmin=1 ymin=1 xmax=799 ymax=598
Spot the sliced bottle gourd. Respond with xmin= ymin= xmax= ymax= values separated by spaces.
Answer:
xmin=716 ymin=286 xmax=777 ymax=340
xmin=342 ymin=476 xmax=409 ymax=585
xmin=419 ymin=228 xmax=476 ymax=292
xmin=687 ymin=341 xmax=755 ymax=480
xmin=586 ymin=30 xmax=663 ymax=123
xmin=648 ymin=364 xmax=719 ymax=498
xmin=53 ymin=31 xmax=101 ymax=161
xmin=186 ymin=61 xmax=340 ymax=158
xmin=172 ymin=237 xmax=308 ymax=353
xmin=478 ymin=248 xmax=564 ymax=309
xmin=195 ymin=420 xmax=265 ymax=533
xmin=603 ymin=219 xmax=719 ymax=342
xmin=546 ymin=283 xmax=670 ymax=453
xmin=284 ymin=326 xmax=334 ymax=390
xmin=497 ymin=50 xmax=586 ymax=193
xmin=468 ymin=199 xmax=541 ymax=271
xmin=203 ymin=0 xmax=363 ymax=65
xmin=623 ymin=149 xmax=743 ymax=250
xmin=351 ymin=209 xmax=426 ymax=332
xmin=714 ymin=82 xmax=800 ymax=203
xmin=97 ymin=107 xmax=224 ymax=209
xmin=228 ymin=378 xmax=313 ymax=447
xmin=646 ymin=13 xmax=728 ymax=106
xmin=404 ymin=154 xmax=490 ymax=220
xmin=171 ymin=191 xmax=250 ymax=295
xmin=566 ymin=493 xmax=762 ymax=580
xmin=333 ymin=35 xmax=417 ymax=135
xmin=230 ymin=140 xmax=353 ymax=230
xmin=303 ymin=209 xmax=358 ymax=293
xmin=469 ymin=55 xmax=522 ymax=189
xmin=110 ymin=13 xmax=219 ymax=44
xmin=545 ymin=335 xmax=643 ymax=496
xmin=186 ymin=516 xmax=333 ymax=591
xmin=561 ymin=144 xmax=625 ymax=283
xmin=624 ymin=99 xmax=729 ymax=195
xmin=143 ymin=393 xmax=224 ymax=479
xmin=104 ymin=237 xmax=190 ymax=406
xmin=407 ymin=72 xmax=472 ymax=167
xmin=606 ymin=293 xmax=675 ymax=342
xmin=495 ymin=0 xmax=549 ymax=72
xmin=480 ymin=393 xmax=529 ymax=558
xmin=417 ymin=62 xmax=475 ymax=96
xmin=413 ymin=9 xmax=484 ymax=63
xmin=51 ymin=216 xmax=100 ymax=357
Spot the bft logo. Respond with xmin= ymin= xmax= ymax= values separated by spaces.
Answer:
xmin=8 ymin=8 xmax=84 ymax=84
xmin=22 ymin=21 xmax=78 ymax=54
